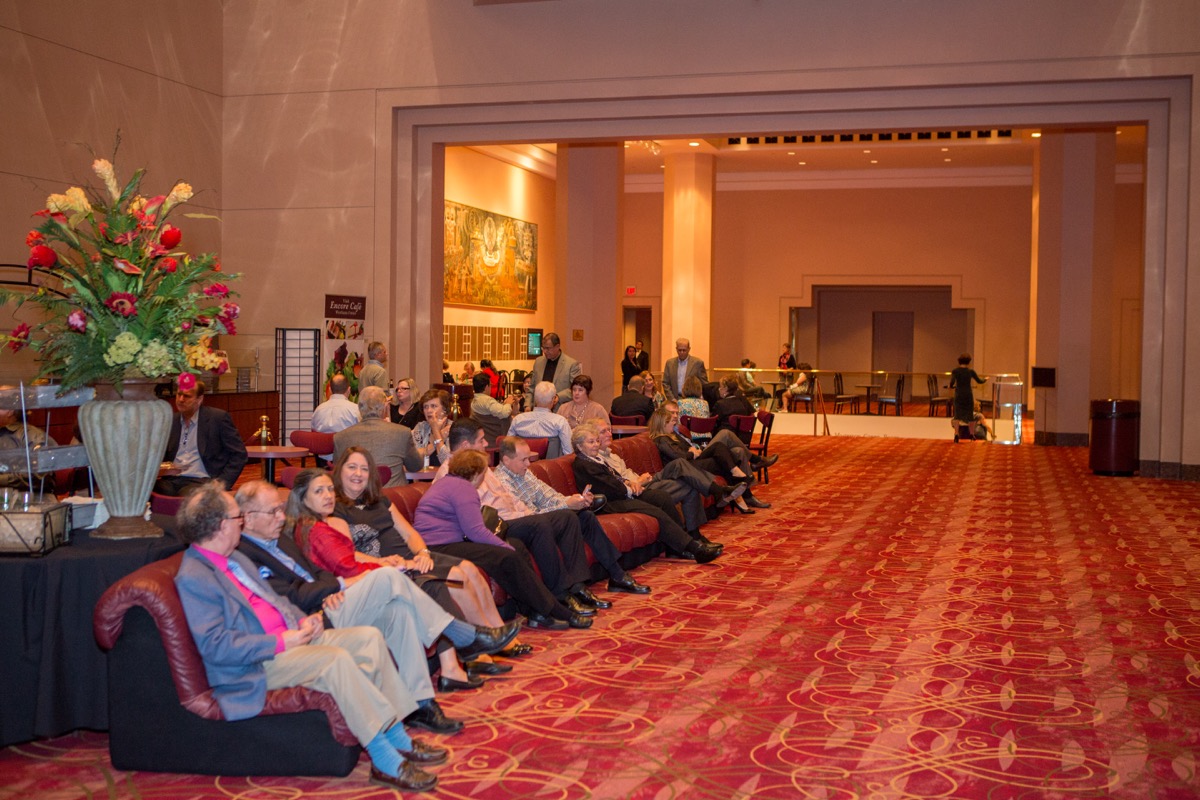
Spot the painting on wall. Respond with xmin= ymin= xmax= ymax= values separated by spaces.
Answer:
xmin=444 ymin=200 xmax=537 ymax=311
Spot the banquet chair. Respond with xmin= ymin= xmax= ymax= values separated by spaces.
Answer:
xmin=289 ymin=430 xmax=335 ymax=466
xmin=751 ymin=410 xmax=775 ymax=484
xmin=680 ymin=414 xmax=718 ymax=443
xmin=877 ymin=374 xmax=905 ymax=415
xmin=927 ymin=374 xmax=951 ymax=417
xmin=833 ymin=373 xmax=862 ymax=414
xmin=610 ymin=414 xmax=645 ymax=426
xmin=525 ymin=437 xmax=550 ymax=459
xmin=727 ymin=413 xmax=757 ymax=446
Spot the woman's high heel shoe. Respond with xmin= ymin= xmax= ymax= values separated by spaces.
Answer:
xmin=735 ymin=501 xmax=756 ymax=515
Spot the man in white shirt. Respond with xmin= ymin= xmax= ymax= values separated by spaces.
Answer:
xmin=508 ymin=381 xmax=573 ymax=456
xmin=311 ymin=374 xmax=361 ymax=434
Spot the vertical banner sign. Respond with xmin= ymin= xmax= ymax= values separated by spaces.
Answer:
xmin=324 ymin=295 xmax=366 ymax=399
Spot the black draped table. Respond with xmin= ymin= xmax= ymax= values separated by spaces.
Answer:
xmin=0 ymin=522 xmax=182 ymax=746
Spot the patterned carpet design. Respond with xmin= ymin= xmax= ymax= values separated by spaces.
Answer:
xmin=2 ymin=435 xmax=1199 ymax=799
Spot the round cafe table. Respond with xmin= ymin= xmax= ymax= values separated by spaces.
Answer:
xmin=245 ymin=445 xmax=310 ymax=483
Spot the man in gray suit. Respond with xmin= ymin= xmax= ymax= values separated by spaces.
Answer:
xmin=662 ymin=338 xmax=708 ymax=402
xmin=333 ymin=386 xmax=420 ymax=487
xmin=530 ymin=332 xmax=582 ymax=405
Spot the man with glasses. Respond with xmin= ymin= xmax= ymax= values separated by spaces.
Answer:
xmin=530 ymin=332 xmax=582 ymax=405
xmin=174 ymin=481 xmax=454 ymax=792
xmin=233 ymin=479 xmax=518 ymax=733
xmin=662 ymin=338 xmax=707 ymax=402
xmin=157 ymin=378 xmax=248 ymax=495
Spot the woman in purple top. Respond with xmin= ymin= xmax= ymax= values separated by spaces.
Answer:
xmin=414 ymin=450 xmax=576 ymax=630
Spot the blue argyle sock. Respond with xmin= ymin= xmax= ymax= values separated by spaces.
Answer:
xmin=365 ymin=730 xmax=403 ymax=777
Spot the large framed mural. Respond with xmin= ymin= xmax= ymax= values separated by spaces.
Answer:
xmin=444 ymin=200 xmax=537 ymax=311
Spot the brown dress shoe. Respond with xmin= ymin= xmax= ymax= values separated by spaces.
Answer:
xmin=402 ymin=738 xmax=449 ymax=765
xmin=369 ymin=761 xmax=438 ymax=792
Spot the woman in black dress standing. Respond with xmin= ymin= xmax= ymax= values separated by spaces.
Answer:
xmin=620 ymin=345 xmax=641 ymax=391
xmin=949 ymin=353 xmax=986 ymax=424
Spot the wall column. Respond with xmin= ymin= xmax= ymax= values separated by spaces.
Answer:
xmin=1032 ymin=129 xmax=1117 ymax=446
xmin=662 ymin=152 xmax=715 ymax=361
xmin=555 ymin=143 xmax=623 ymax=404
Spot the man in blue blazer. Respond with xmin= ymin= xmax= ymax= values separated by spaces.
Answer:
xmin=157 ymin=380 xmax=248 ymax=495
xmin=173 ymin=481 xmax=448 ymax=792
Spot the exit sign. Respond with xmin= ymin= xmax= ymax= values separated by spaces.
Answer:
xmin=625 ymin=286 xmax=636 ymax=296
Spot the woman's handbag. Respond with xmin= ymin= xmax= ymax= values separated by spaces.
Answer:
xmin=480 ymin=505 xmax=508 ymax=540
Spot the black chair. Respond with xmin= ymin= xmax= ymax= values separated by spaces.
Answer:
xmin=877 ymin=374 xmax=905 ymax=415
xmin=833 ymin=373 xmax=862 ymax=414
xmin=927 ymin=374 xmax=951 ymax=417
xmin=750 ymin=410 xmax=775 ymax=484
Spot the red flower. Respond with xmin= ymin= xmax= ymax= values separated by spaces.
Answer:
xmin=104 ymin=292 xmax=138 ymax=317
xmin=196 ymin=315 xmax=211 ymax=326
xmin=214 ymin=359 xmax=229 ymax=376
xmin=220 ymin=302 xmax=240 ymax=320
xmin=27 ymin=245 xmax=57 ymax=269
xmin=158 ymin=225 xmax=181 ymax=249
xmin=159 ymin=257 xmax=178 ymax=273
xmin=25 ymin=231 xmax=43 ymax=247
xmin=67 ymin=310 xmax=87 ymax=332
xmin=203 ymin=283 xmax=229 ymax=298
xmin=217 ymin=315 xmax=237 ymax=336
xmin=177 ymin=373 xmax=197 ymax=392
xmin=112 ymin=258 xmax=143 ymax=275
xmin=211 ymin=260 xmax=222 ymax=273
xmin=180 ymin=320 xmax=192 ymax=332
xmin=33 ymin=210 xmax=67 ymax=225
xmin=7 ymin=323 xmax=30 ymax=353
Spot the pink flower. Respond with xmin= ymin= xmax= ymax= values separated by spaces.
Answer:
xmin=104 ymin=292 xmax=138 ymax=317
xmin=27 ymin=245 xmax=57 ymax=269
xmin=25 ymin=231 xmax=43 ymax=247
xmin=159 ymin=257 xmax=178 ymax=273
xmin=158 ymin=225 xmax=181 ymax=249
xmin=7 ymin=323 xmax=30 ymax=353
xmin=214 ymin=359 xmax=229 ymax=376
xmin=177 ymin=373 xmax=197 ymax=392
xmin=180 ymin=320 xmax=192 ymax=331
xmin=217 ymin=315 xmax=237 ymax=336
xmin=220 ymin=302 xmax=240 ymax=320
xmin=195 ymin=315 xmax=211 ymax=326
xmin=112 ymin=258 xmax=143 ymax=275
xmin=67 ymin=310 xmax=87 ymax=332
xmin=203 ymin=283 xmax=229 ymax=298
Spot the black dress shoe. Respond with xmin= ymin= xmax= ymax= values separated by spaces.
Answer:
xmin=437 ymin=674 xmax=484 ymax=692
xmin=608 ymin=575 xmax=651 ymax=594
xmin=457 ymin=620 xmax=522 ymax=660
xmin=735 ymin=503 xmax=756 ymax=515
xmin=572 ymin=586 xmax=612 ymax=609
xmin=759 ymin=453 xmax=779 ymax=468
xmin=687 ymin=542 xmax=722 ymax=565
xmin=665 ymin=548 xmax=696 ymax=560
xmin=743 ymin=492 xmax=772 ymax=509
xmin=567 ymin=612 xmax=594 ymax=629
xmin=402 ymin=738 xmax=450 ymax=765
xmin=526 ymin=612 xmax=568 ymax=630
xmin=498 ymin=642 xmax=535 ymax=657
xmin=563 ymin=595 xmax=597 ymax=616
xmin=466 ymin=659 xmax=513 ymax=676
xmin=370 ymin=762 xmax=438 ymax=793
xmin=405 ymin=700 xmax=464 ymax=735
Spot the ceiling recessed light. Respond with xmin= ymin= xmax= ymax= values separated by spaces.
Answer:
xmin=787 ymin=151 xmax=795 ymax=156
xmin=941 ymin=147 xmax=949 ymax=152
xmin=1031 ymin=132 xmax=1042 ymax=138
xmin=798 ymin=161 xmax=807 ymax=166
xmin=688 ymin=142 xmax=700 ymax=147
xmin=863 ymin=149 xmax=871 ymax=154
xmin=870 ymin=159 xmax=878 ymax=164
xmin=944 ymin=158 xmax=952 ymax=162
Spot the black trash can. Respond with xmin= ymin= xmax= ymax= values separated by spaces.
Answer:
xmin=1089 ymin=399 xmax=1140 ymax=476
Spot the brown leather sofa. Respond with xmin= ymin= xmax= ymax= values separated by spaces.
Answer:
xmin=93 ymin=551 xmax=362 ymax=776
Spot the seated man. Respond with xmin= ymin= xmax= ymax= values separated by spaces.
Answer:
xmin=713 ymin=376 xmax=756 ymax=437
xmin=509 ymin=381 xmax=573 ymax=456
xmin=493 ymin=435 xmax=650 ymax=597
xmin=469 ymin=373 xmax=518 ymax=446
xmin=610 ymin=374 xmax=656 ymax=422
xmin=174 ymin=481 xmax=448 ymax=793
xmin=233 ymin=480 xmax=519 ymax=730
xmin=157 ymin=379 xmax=248 ymax=495
xmin=333 ymin=386 xmax=419 ymax=487
xmin=659 ymin=402 xmax=773 ymax=510
xmin=0 ymin=408 xmax=58 ymax=494
xmin=434 ymin=419 xmax=596 ymax=626
xmin=311 ymin=374 xmax=360 ymax=434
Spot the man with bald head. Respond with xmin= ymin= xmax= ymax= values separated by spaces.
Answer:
xmin=311 ymin=374 xmax=361 ymax=434
xmin=509 ymin=381 xmax=574 ymax=456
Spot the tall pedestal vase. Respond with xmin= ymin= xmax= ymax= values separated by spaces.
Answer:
xmin=79 ymin=383 xmax=171 ymax=539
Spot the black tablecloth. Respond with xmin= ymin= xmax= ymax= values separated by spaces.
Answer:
xmin=0 ymin=521 xmax=182 ymax=746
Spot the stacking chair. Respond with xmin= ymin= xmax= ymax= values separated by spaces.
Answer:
xmin=727 ymin=413 xmax=757 ymax=446
xmin=524 ymin=437 xmax=550 ymax=460
xmin=927 ymin=374 xmax=951 ymax=417
xmin=877 ymin=374 xmax=905 ymax=415
xmin=786 ymin=386 xmax=813 ymax=413
xmin=833 ymin=373 xmax=862 ymax=414
xmin=750 ymin=410 xmax=775 ymax=484
xmin=680 ymin=414 xmax=718 ymax=443
xmin=290 ymin=430 xmax=336 ymax=466
xmin=609 ymin=414 xmax=645 ymax=426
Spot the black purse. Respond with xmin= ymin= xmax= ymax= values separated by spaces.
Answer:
xmin=480 ymin=505 xmax=508 ymax=540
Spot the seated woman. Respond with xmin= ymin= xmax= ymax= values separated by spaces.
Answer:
xmin=570 ymin=423 xmax=721 ymax=564
xmin=331 ymin=446 xmax=526 ymax=671
xmin=648 ymin=407 xmax=757 ymax=514
xmin=411 ymin=389 xmax=453 ymax=468
xmin=556 ymin=375 xmax=609 ymax=430
xmin=639 ymin=370 xmax=667 ymax=409
xmin=784 ymin=362 xmax=814 ymax=410
xmin=286 ymin=468 xmax=481 ymax=691
xmin=478 ymin=359 xmax=501 ymax=399
xmin=676 ymin=375 xmax=712 ymax=443
xmin=388 ymin=377 xmax=422 ymax=428
xmin=460 ymin=362 xmax=476 ymax=384
xmin=413 ymin=449 xmax=585 ymax=631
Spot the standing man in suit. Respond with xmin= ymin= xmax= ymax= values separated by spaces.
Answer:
xmin=530 ymin=332 xmax=582 ymax=405
xmin=157 ymin=379 xmax=248 ymax=495
xmin=662 ymin=338 xmax=708 ymax=402
xmin=333 ymin=386 xmax=419 ymax=487
xmin=633 ymin=339 xmax=650 ymax=373
xmin=173 ymin=481 xmax=449 ymax=793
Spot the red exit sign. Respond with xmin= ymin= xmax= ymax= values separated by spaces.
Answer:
xmin=625 ymin=286 xmax=636 ymax=296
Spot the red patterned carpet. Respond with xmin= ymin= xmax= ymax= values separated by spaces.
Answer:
xmin=3 ymin=435 xmax=1199 ymax=799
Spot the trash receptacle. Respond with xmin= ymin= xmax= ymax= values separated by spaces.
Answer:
xmin=1089 ymin=399 xmax=1139 ymax=476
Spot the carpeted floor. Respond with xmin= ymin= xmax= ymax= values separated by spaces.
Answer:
xmin=2 ymin=435 xmax=1198 ymax=799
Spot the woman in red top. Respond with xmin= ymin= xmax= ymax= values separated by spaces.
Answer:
xmin=287 ymin=468 xmax=480 ymax=689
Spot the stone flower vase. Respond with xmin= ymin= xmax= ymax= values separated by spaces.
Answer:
xmin=78 ymin=381 xmax=171 ymax=539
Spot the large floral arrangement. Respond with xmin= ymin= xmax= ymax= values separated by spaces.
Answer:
xmin=2 ymin=156 xmax=238 ymax=394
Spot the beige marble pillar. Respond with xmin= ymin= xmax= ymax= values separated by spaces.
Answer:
xmin=555 ymin=143 xmax=623 ymax=404
xmin=1032 ymin=129 xmax=1117 ymax=446
xmin=662 ymin=152 xmax=715 ymax=362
